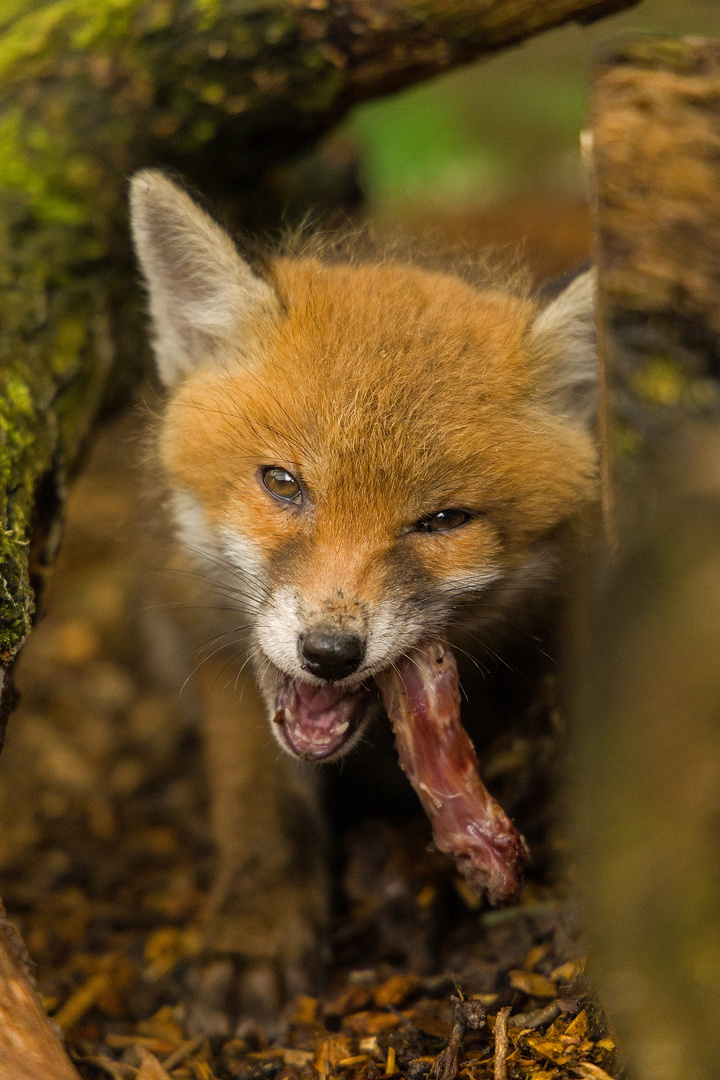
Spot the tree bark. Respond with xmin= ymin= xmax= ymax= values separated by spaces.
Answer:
xmin=1 ymin=0 xmax=639 ymax=196
xmin=0 ymin=904 xmax=82 ymax=1079
xmin=590 ymin=36 xmax=720 ymax=472
xmin=579 ymin=35 xmax=720 ymax=1080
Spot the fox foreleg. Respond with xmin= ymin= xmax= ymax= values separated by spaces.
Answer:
xmin=188 ymin=663 xmax=329 ymax=1035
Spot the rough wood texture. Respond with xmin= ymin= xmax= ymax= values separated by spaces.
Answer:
xmin=0 ymin=213 xmax=113 ymax=738
xmin=580 ymin=427 xmax=720 ymax=1080
xmin=591 ymin=36 xmax=720 ymax=465
xmin=581 ymin=35 xmax=720 ymax=1080
xmin=0 ymin=0 xmax=639 ymax=202
xmin=0 ymin=904 xmax=82 ymax=1079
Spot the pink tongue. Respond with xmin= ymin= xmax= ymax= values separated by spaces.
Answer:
xmin=294 ymin=682 xmax=349 ymax=713
xmin=376 ymin=640 xmax=528 ymax=904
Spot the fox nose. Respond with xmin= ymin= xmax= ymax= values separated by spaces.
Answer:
xmin=299 ymin=631 xmax=365 ymax=681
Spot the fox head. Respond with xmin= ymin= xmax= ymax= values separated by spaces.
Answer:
xmin=130 ymin=171 xmax=598 ymax=760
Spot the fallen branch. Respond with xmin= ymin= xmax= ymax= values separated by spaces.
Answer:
xmin=0 ymin=904 xmax=81 ymax=1079
xmin=493 ymin=1007 xmax=511 ymax=1080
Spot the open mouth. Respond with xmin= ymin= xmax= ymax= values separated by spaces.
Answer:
xmin=273 ymin=677 xmax=373 ymax=760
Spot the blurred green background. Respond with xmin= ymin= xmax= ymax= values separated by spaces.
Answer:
xmin=345 ymin=0 xmax=718 ymax=210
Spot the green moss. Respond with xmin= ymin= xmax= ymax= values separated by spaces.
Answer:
xmin=603 ymin=35 xmax=709 ymax=73
xmin=631 ymin=356 xmax=688 ymax=408
xmin=0 ymin=277 xmax=98 ymax=661
xmin=3 ymin=378 xmax=33 ymax=417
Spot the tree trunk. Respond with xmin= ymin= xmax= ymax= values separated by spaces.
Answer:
xmin=579 ymin=35 xmax=720 ymax=1080
xmin=590 ymin=36 xmax=720 ymax=475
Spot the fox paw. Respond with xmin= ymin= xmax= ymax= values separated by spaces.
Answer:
xmin=185 ymin=951 xmax=317 ymax=1037
xmin=184 ymin=888 xmax=328 ymax=1037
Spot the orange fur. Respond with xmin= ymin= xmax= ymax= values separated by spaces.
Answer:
xmin=161 ymin=257 xmax=596 ymax=612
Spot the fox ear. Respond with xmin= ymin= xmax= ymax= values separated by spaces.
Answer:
xmin=530 ymin=269 xmax=598 ymax=426
xmin=130 ymin=170 xmax=280 ymax=386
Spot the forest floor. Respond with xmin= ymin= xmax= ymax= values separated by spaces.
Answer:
xmin=0 ymin=200 xmax=620 ymax=1080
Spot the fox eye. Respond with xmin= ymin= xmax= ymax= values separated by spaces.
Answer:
xmin=414 ymin=509 xmax=471 ymax=533
xmin=261 ymin=467 xmax=302 ymax=504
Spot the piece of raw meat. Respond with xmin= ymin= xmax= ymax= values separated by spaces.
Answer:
xmin=377 ymin=640 xmax=528 ymax=904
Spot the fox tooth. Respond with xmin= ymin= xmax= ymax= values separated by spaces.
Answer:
xmin=335 ymin=721 xmax=349 ymax=734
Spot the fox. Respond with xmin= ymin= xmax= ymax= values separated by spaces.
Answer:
xmin=129 ymin=170 xmax=599 ymax=1035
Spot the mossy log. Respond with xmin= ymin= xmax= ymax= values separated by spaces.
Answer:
xmin=590 ymin=36 xmax=720 ymax=469
xmin=579 ymin=35 xmax=720 ymax=1080
xmin=1 ymin=0 xmax=638 ymax=208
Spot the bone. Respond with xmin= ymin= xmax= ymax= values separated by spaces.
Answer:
xmin=376 ymin=640 xmax=528 ymax=904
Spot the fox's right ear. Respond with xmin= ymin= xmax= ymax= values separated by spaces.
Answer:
xmin=529 ymin=269 xmax=598 ymax=427
xmin=130 ymin=170 xmax=280 ymax=386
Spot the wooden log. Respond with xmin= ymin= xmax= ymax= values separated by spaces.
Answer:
xmin=590 ymin=36 xmax=720 ymax=471
xmin=0 ymin=0 xmax=640 ymax=196
xmin=0 ymin=218 xmax=114 ymax=748
xmin=0 ymin=904 xmax=82 ymax=1079
xmin=579 ymin=35 xmax=720 ymax=1080
xmin=580 ymin=427 xmax=720 ymax=1080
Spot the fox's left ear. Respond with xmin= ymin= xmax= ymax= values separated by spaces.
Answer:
xmin=130 ymin=170 xmax=280 ymax=386
xmin=529 ymin=269 xmax=598 ymax=426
